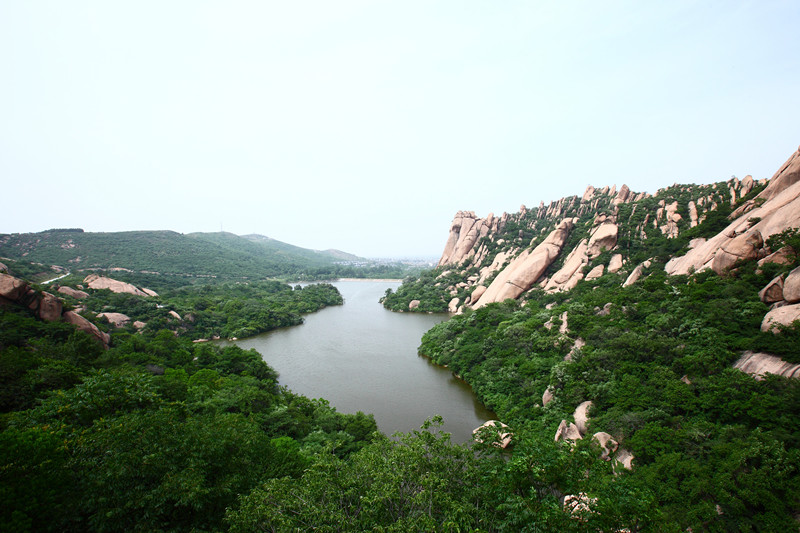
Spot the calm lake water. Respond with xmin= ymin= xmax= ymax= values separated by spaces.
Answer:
xmin=226 ymin=280 xmax=495 ymax=443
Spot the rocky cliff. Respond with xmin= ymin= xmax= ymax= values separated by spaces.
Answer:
xmin=420 ymin=147 xmax=800 ymax=316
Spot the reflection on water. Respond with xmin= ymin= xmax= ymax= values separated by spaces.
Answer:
xmin=226 ymin=280 xmax=495 ymax=443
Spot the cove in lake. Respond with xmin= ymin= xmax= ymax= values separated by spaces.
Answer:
xmin=225 ymin=280 xmax=495 ymax=443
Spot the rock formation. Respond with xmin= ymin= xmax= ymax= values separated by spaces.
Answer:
xmin=733 ymin=351 xmax=800 ymax=379
xmin=554 ymin=420 xmax=583 ymax=443
xmin=783 ymin=266 xmax=800 ymax=303
xmin=573 ymin=400 xmax=593 ymax=436
xmin=473 ymin=420 xmax=513 ymax=448
xmin=474 ymin=219 xmax=574 ymax=308
xmin=98 ymin=312 xmax=131 ymax=328
xmin=0 ymin=272 xmax=109 ymax=347
xmin=63 ymin=310 xmax=110 ymax=346
xmin=666 ymin=146 xmax=800 ymax=276
xmin=761 ymin=304 xmax=800 ymax=333
xmin=57 ymin=286 xmax=89 ymax=299
xmin=84 ymin=274 xmax=157 ymax=297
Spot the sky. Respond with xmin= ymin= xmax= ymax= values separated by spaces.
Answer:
xmin=1 ymin=1 xmax=798 ymax=258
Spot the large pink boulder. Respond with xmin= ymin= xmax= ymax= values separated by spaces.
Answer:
xmin=63 ymin=311 xmax=110 ymax=347
xmin=759 ymin=276 xmax=784 ymax=304
xmin=38 ymin=292 xmax=63 ymax=322
xmin=761 ymin=303 xmax=800 ymax=333
xmin=0 ymin=273 xmax=29 ymax=302
xmin=711 ymin=230 xmax=763 ymax=274
xmin=783 ymin=266 xmax=800 ymax=303
xmin=58 ymin=286 xmax=89 ymax=299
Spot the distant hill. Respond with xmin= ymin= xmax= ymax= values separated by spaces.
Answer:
xmin=240 ymin=234 xmax=363 ymax=262
xmin=0 ymin=229 xmax=369 ymax=282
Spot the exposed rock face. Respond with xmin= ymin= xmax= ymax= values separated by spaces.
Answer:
xmin=622 ymin=260 xmax=651 ymax=287
xmin=759 ymin=276 xmax=785 ymax=304
xmin=761 ymin=303 xmax=800 ymax=332
xmin=0 ymin=273 xmax=29 ymax=302
xmin=84 ymin=274 xmax=152 ymax=297
xmin=734 ymin=351 xmax=800 ymax=379
xmin=447 ymin=297 xmax=460 ymax=313
xmin=63 ymin=310 xmax=110 ymax=347
xmin=607 ymin=254 xmax=624 ymax=273
xmin=573 ymin=400 xmax=593 ymax=436
xmin=615 ymin=448 xmax=634 ymax=470
xmin=783 ymin=266 xmax=800 ymax=303
xmin=57 ymin=286 xmax=89 ymax=299
xmin=585 ymin=264 xmax=604 ymax=280
xmin=711 ymin=230 xmax=763 ymax=274
xmin=438 ymin=211 xmax=504 ymax=267
xmin=98 ymin=312 xmax=131 ymax=328
xmin=474 ymin=219 xmax=574 ymax=308
xmin=473 ymin=420 xmax=513 ymax=449
xmin=544 ymin=240 xmax=588 ymax=292
xmin=555 ymin=420 xmax=583 ymax=443
xmin=408 ymin=300 xmax=420 ymax=310
xmin=470 ymin=285 xmax=487 ymax=303
xmin=758 ymin=247 xmax=795 ymax=268
xmin=666 ymin=146 xmax=800 ymax=276
xmin=592 ymin=432 xmax=619 ymax=461
xmin=38 ymin=292 xmax=63 ymax=322
xmin=587 ymin=223 xmax=618 ymax=258
xmin=542 ymin=387 xmax=554 ymax=406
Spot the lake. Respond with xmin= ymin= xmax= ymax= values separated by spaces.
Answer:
xmin=226 ymin=280 xmax=495 ymax=443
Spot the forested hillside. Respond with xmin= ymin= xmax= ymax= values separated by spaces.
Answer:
xmin=379 ymin=146 xmax=800 ymax=529
xmin=0 ymin=229 xmax=417 ymax=285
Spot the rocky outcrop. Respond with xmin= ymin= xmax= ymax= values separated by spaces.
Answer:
xmin=573 ymin=401 xmax=592 ymax=436
xmin=0 ymin=273 xmax=29 ymax=302
xmin=585 ymin=264 xmax=604 ymax=281
xmin=759 ymin=276 xmax=784 ymax=304
xmin=408 ymin=300 xmax=420 ymax=310
xmin=473 ymin=420 xmax=512 ymax=448
xmin=0 ymin=272 xmax=109 ymax=347
xmin=783 ymin=266 xmax=800 ymax=303
xmin=542 ymin=386 xmax=554 ymax=406
xmin=63 ymin=311 xmax=110 ymax=347
xmin=666 ymin=146 xmax=800 ymax=276
xmin=84 ymin=274 xmax=155 ymax=297
xmin=761 ymin=303 xmax=800 ymax=333
xmin=438 ymin=211 xmax=505 ymax=267
xmin=474 ymin=219 xmax=574 ymax=308
xmin=98 ymin=312 xmax=131 ymax=328
xmin=57 ymin=286 xmax=89 ymax=299
xmin=38 ymin=292 xmax=63 ymax=322
xmin=447 ymin=297 xmax=460 ymax=313
xmin=587 ymin=222 xmax=618 ymax=258
xmin=592 ymin=432 xmax=619 ymax=461
xmin=544 ymin=240 xmax=587 ymax=293
xmin=622 ymin=260 xmax=651 ymax=287
xmin=607 ymin=254 xmax=624 ymax=273
xmin=733 ymin=351 xmax=800 ymax=379
xmin=555 ymin=420 xmax=583 ymax=443
xmin=710 ymin=230 xmax=764 ymax=274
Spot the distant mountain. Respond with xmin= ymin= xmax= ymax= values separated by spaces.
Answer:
xmin=0 ymin=229 xmax=364 ymax=281
xmin=240 ymin=234 xmax=363 ymax=262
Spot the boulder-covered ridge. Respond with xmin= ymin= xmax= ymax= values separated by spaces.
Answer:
xmin=391 ymin=146 xmax=799 ymax=315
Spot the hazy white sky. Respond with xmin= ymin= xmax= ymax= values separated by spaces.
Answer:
xmin=1 ymin=1 xmax=798 ymax=258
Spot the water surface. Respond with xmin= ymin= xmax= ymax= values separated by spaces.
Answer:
xmin=228 ymin=280 xmax=495 ymax=443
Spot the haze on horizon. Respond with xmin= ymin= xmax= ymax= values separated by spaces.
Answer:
xmin=1 ymin=1 xmax=798 ymax=258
